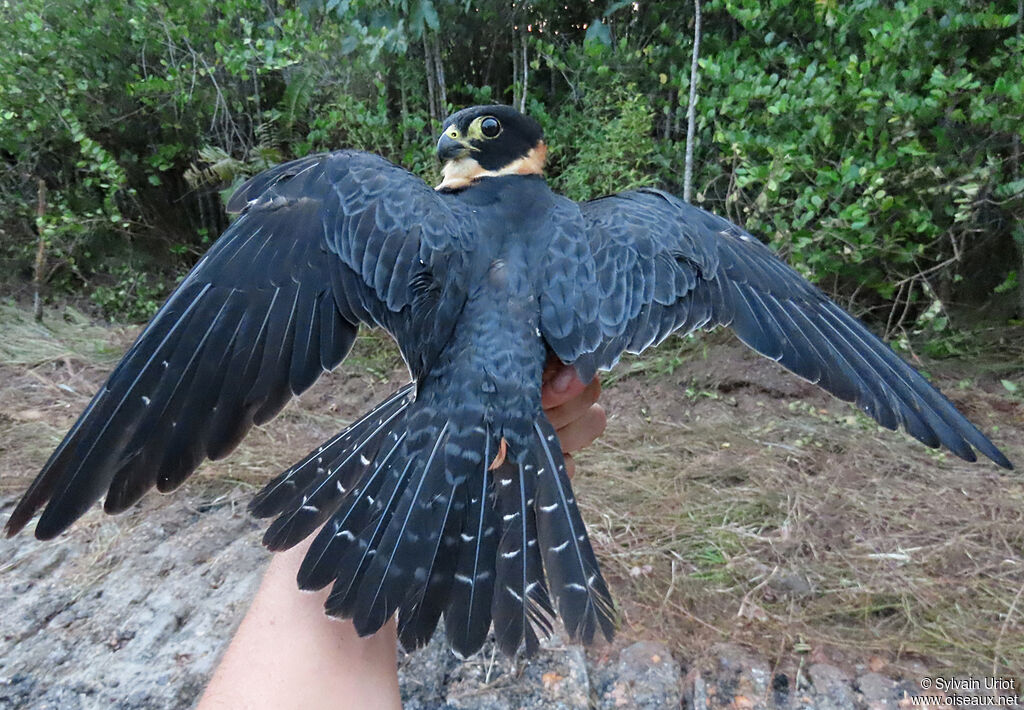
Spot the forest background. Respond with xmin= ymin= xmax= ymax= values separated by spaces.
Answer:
xmin=1 ymin=0 xmax=1022 ymax=342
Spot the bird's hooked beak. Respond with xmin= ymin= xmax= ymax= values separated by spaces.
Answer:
xmin=437 ymin=133 xmax=471 ymax=163
xmin=436 ymin=127 xmax=482 ymax=190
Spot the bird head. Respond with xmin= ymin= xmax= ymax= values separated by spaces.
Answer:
xmin=435 ymin=105 xmax=547 ymax=190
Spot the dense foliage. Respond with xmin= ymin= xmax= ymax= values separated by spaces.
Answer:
xmin=1 ymin=0 xmax=1022 ymax=334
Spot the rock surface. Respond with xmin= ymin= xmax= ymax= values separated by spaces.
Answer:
xmin=0 ymin=489 xmax=964 ymax=709
xmin=1 ymin=488 xmax=267 ymax=710
xmin=591 ymin=641 xmax=681 ymax=709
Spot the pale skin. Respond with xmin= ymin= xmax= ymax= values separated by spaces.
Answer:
xmin=197 ymin=361 xmax=605 ymax=710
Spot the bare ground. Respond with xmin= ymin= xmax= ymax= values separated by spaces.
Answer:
xmin=1 ymin=302 xmax=1022 ymax=707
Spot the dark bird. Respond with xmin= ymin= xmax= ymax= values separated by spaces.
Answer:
xmin=6 ymin=105 xmax=1012 ymax=658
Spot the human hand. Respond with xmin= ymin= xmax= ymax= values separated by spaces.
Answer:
xmin=541 ymin=359 xmax=606 ymax=478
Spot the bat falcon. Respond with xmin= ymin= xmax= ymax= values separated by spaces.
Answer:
xmin=6 ymin=105 xmax=1013 ymax=659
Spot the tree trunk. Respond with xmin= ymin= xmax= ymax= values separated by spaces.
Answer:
xmin=431 ymin=33 xmax=447 ymax=118
xmin=483 ymin=35 xmax=497 ymax=90
xmin=400 ymin=72 xmax=411 ymax=146
xmin=662 ymin=90 xmax=672 ymax=141
xmin=423 ymin=34 xmax=438 ymax=125
xmin=519 ymin=31 xmax=528 ymax=112
xmin=33 ymin=179 xmax=47 ymax=323
xmin=683 ymin=0 xmax=702 ymax=203
xmin=1017 ymin=0 xmax=1024 ymax=317
xmin=511 ymin=29 xmax=521 ymax=112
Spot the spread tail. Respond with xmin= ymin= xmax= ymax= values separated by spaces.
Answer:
xmin=252 ymin=392 xmax=616 ymax=656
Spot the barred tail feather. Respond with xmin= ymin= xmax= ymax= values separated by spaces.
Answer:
xmin=251 ymin=385 xmax=415 ymax=551
xmin=298 ymin=431 xmax=409 ymax=591
xmin=396 ymin=502 xmax=462 ymax=650
xmin=533 ymin=417 xmax=616 ymax=644
xmin=491 ymin=459 xmax=555 ymax=656
xmin=443 ymin=435 xmax=499 ymax=658
xmin=250 ymin=383 xmax=414 ymax=519
xmin=397 ymin=415 xmax=485 ymax=650
xmin=348 ymin=416 xmax=451 ymax=635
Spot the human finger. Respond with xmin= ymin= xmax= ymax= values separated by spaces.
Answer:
xmin=541 ymin=360 xmax=587 ymax=409
xmin=553 ymin=403 xmax=606 ymax=455
xmin=545 ymin=378 xmax=601 ymax=430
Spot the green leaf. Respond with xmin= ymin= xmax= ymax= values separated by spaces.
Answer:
xmin=585 ymin=19 xmax=612 ymax=47
xmin=421 ymin=0 xmax=439 ymax=31
xmin=992 ymin=269 xmax=1018 ymax=298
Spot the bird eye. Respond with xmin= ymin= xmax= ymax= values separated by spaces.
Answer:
xmin=480 ymin=117 xmax=501 ymax=138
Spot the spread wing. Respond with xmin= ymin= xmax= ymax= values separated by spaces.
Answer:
xmin=7 ymin=151 xmax=473 ymax=540
xmin=541 ymin=189 xmax=1012 ymax=470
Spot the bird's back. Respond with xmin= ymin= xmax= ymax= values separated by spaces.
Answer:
xmin=431 ymin=174 xmax=564 ymax=445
